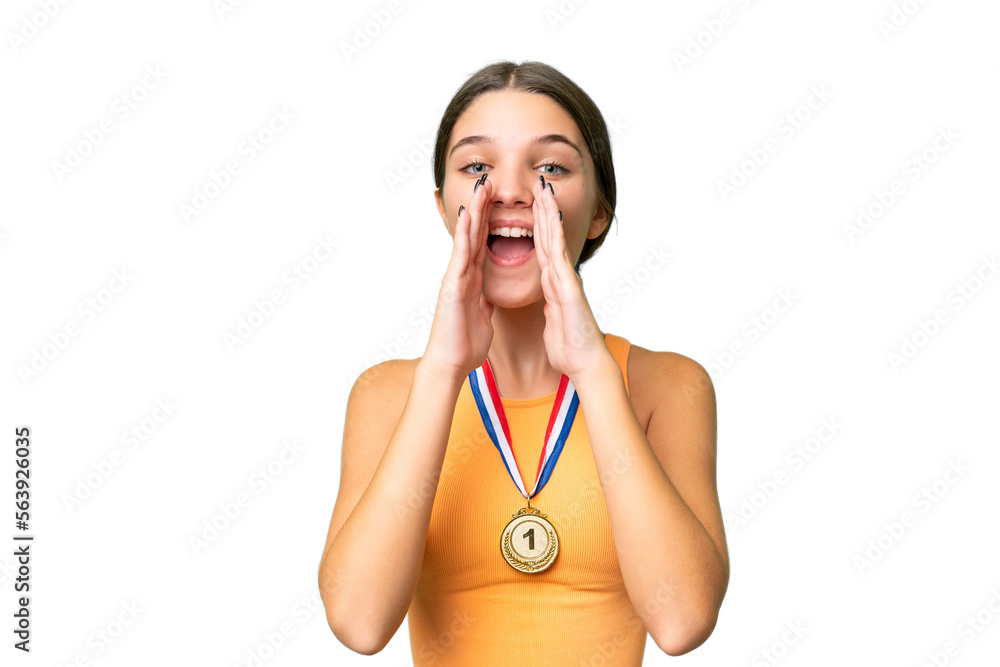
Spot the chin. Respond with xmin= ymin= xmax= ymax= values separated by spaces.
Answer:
xmin=482 ymin=282 xmax=543 ymax=310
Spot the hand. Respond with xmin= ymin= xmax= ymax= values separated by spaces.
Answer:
xmin=421 ymin=173 xmax=495 ymax=381
xmin=533 ymin=175 xmax=611 ymax=379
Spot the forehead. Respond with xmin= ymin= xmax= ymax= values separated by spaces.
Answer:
xmin=449 ymin=90 xmax=586 ymax=153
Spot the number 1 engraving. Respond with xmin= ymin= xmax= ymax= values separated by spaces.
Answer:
xmin=523 ymin=527 xmax=535 ymax=550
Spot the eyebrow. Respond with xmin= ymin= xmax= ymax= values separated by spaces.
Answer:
xmin=448 ymin=133 xmax=584 ymax=161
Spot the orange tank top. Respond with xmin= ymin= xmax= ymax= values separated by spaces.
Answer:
xmin=407 ymin=332 xmax=648 ymax=666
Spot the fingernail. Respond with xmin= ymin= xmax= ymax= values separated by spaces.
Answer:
xmin=474 ymin=175 xmax=482 ymax=193
xmin=547 ymin=183 xmax=554 ymax=196
xmin=539 ymin=175 xmax=545 ymax=185
xmin=458 ymin=204 xmax=465 ymax=218
xmin=558 ymin=211 xmax=562 ymax=221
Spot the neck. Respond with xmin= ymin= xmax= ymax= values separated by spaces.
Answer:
xmin=486 ymin=300 xmax=562 ymax=400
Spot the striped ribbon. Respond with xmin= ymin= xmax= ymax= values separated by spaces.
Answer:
xmin=468 ymin=357 xmax=579 ymax=498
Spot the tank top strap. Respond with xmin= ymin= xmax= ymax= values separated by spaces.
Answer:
xmin=602 ymin=332 xmax=632 ymax=397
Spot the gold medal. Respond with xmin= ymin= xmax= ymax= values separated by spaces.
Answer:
xmin=500 ymin=499 xmax=559 ymax=573
xmin=469 ymin=358 xmax=578 ymax=574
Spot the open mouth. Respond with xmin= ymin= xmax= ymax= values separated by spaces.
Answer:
xmin=487 ymin=232 xmax=535 ymax=262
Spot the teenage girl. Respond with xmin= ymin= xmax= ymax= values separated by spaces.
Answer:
xmin=319 ymin=60 xmax=729 ymax=666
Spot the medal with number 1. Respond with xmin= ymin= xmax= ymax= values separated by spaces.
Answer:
xmin=469 ymin=358 xmax=579 ymax=573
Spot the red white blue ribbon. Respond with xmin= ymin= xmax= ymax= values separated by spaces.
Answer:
xmin=468 ymin=357 xmax=579 ymax=499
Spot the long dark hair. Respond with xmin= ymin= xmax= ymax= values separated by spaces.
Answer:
xmin=433 ymin=60 xmax=617 ymax=272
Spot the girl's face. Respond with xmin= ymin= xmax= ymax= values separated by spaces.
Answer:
xmin=435 ymin=90 xmax=609 ymax=308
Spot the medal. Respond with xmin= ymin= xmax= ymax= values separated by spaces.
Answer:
xmin=468 ymin=357 xmax=579 ymax=573
xmin=499 ymin=498 xmax=559 ymax=574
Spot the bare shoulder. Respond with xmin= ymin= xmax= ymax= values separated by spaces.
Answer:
xmin=343 ymin=357 xmax=420 ymax=464
xmin=625 ymin=343 xmax=727 ymax=571
xmin=626 ymin=343 xmax=716 ymax=428
xmin=321 ymin=358 xmax=419 ymax=560
xmin=349 ymin=357 xmax=419 ymax=407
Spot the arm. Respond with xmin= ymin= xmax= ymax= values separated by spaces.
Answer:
xmin=527 ymin=173 xmax=728 ymax=653
xmin=571 ymin=349 xmax=728 ymax=656
xmin=318 ymin=358 xmax=465 ymax=655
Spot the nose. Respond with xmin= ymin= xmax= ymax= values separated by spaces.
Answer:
xmin=487 ymin=168 xmax=536 ymax=209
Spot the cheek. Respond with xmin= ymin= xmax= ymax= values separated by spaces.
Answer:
xmin=557 ymin=181 xmax=589 ymax=214
xmin=555 ymin=184 xmax=591 ymax=237
xmin=443 ymin=188 xmax=461 ymax=231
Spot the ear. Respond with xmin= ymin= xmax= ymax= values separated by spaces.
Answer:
xmin=586 ymin=205 xmax=610 ymax=240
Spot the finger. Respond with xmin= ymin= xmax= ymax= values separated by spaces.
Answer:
xmin=545 ymin=182 xmax=573 ymax=282
xmin=539 ymin=177 xmax=554 ymax=263
xmin=476 ymin=177 xmax=491 ymax=267
xmin=469 ymin=173 xmax=490 ymax=266
xmin=474 ymin=204 xmax=488 ymax=271
xmin=549 ymin=204 xmax=568 ymax=275
xmin=478 ymin=174 xmax=491 ymax=246
xmin=533 ymin=188 xmax=546 ymax=277
xmin=467 ymin=175 xmax=482 ymax=263
xmin=539 ymin=177 xmax=563 ymax=282
xmin=544 ymin=178 xmax=558 ymax=260
xmin=453 ymin=203 xmax=469 ymax=266
xmin=534 ymin=178 xmax=550 ymax=269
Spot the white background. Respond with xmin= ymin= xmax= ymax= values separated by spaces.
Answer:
xmin=2 ymin=0 xmax=999 ymax=665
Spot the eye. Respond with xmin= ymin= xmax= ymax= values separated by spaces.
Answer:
xmin=459 ymin=159 xmax=490 ymax=175
xmin=539 ymin=161 xmax=569 ymax=176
